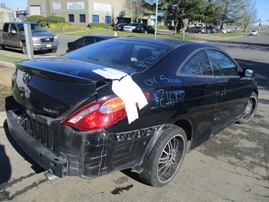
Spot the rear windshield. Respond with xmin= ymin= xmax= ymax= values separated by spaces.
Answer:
xmin=64 ymin=40 xmax=172 ymax=71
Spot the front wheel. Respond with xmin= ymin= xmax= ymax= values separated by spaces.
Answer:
xmin=237 ymin=92 xmax=258 ymax=124
xmin=50 ymin=48 xmax=57 ymax=53
xmin=138 ymin=125 xmax=187 ymax=187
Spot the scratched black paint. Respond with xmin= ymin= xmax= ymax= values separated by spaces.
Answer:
xmin=6 ymin=37 xmax=258 ymax=186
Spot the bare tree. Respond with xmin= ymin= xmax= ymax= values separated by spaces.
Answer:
xmin=240 ymin=0 xmax=258 ymax=32
xmin=125 ymin=0 xmax=146 ymax=22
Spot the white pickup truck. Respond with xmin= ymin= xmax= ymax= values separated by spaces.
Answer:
xmin=0 ymin=22 xmax=59 ymax=54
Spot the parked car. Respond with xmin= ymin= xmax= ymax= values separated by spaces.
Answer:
xmin=66 ymin=34 xmax=117 ymax=52
xmin=249 ymin=30 xmax=258 ymax=36
xmin=7 ymin=37 xmax=258 ymax=187
xmin=123 ymin=23 xmax=140 ymax=32
xmin=186 ymin=26 xmax=206 ymax=33
xmin=112 ymin=23 xmax=127 ymax=31
xmin=205 ymin=26 xmax=219 ymax=33
xmin=221 ymin=27 xmax=232 ymax=33
xmin=133 ymin=24 xmax=155 ymax=34
xmin=0 ymin=22 xmax=59 ymax=54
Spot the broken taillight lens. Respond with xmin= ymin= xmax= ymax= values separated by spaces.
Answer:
xmin=62 ymin=92 xmax=150 ymax=131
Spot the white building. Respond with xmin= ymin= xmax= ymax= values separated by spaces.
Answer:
xmin=27 ymin=0 xmax=153 ymax=26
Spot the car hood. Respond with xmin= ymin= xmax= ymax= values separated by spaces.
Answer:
xmin=12 ymin=57 xmax=134 ymax=117
xmin=31 ymin=31 xmax=56 ymax=37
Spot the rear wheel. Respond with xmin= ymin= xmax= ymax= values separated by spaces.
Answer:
xmin=237 ymin=92 xmax=258 ymax=124
xmin=138 ymin=125 xmax=187 ymax=187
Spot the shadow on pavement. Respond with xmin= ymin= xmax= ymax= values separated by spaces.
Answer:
xmin=1 ymin=96 xmax=45 ymax=183
xmin=2 ymin=124 xmax=45 ymax=182
xmin=0 ymin=143 xmax=11 ymax=184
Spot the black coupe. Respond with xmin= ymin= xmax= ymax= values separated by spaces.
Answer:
xmin=7 ymin=37 xmax=258 ymax=187
xmin=66 ymin=34 xmax=117 ymax=52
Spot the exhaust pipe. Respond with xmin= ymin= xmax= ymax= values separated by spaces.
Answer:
xmin=44 ymin=171 xmax=59 ymax=182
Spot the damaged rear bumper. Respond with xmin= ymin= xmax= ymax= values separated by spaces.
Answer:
xmin=6 ymin=110 xmax=67 ymax=178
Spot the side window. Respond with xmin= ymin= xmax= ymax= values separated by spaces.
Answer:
xmin=181 ymin=50 xmax=212 ymax=75
xmin=95 ymin=38 xmax=103 ymax=43
xmin=207 ymin=50 xmax=239 ymax=76
xmin=75 ymin=38 xmax=85 ymax=45
xmin=3 ymin=23 xmax=9 ymax=32
xmin=84 ymin=37 xmax=94 ymax=45
xmin=10 ymin=24 xmax=17 ymax=32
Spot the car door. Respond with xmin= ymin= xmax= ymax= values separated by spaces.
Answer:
xmin=2 ymin=23 xmax=10 ymax=46
xmin=7 ymin=23 xmax=20 ymax=47
xmin=179 ymin=49 xmax=217 ymax=146
xmin=206 ymin=49 xmax=250 ymax=132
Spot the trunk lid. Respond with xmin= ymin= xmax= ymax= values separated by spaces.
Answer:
xmin=12 ymin=57 xmax=134 ymax=117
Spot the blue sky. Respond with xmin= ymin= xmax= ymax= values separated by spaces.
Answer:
xmin=2 ymin=0 xmax=269 ymax=24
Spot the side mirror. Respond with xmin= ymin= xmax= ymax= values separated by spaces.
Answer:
xmin=244 ymin=69 xmax=255 ymax=78
xmin=10 ymin=29 xmax=17 ymax=34
xmin=42 ymin=28 xmax=47 ymax=32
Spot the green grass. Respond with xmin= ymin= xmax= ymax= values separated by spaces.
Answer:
xmin=49 ymin=27 xmax=195 ymax=41
xmin=0 ymin=54 xmax=25 ymax=63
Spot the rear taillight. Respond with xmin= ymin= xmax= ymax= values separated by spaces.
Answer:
xmin=62 ymin=92 xmax=150 ymax=131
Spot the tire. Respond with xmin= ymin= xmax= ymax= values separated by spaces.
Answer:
xmin=237 ymin=92 xmax=258 ymax=124
xmin=51 ymin=48 xmax=57 ymax=53
xmin=0 ymin=45 xmax=5 ymax=50
xmin=21 ymin=42 xmax=27 ymax=54
xmin=138 ymin=125 xmax=187 ymax=187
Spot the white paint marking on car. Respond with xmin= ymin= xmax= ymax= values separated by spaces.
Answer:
xmin=93 ymin=68 xmax=148 ymax=124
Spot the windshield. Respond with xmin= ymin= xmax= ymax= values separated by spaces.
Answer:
xmin=64 ymin=40 xmax=171 ymax=71
xmin=17 ymin=24 xmax=45 ymax=33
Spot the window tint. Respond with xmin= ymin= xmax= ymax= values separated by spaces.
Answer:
xmin=10 ymin=24 xmax=17 ymax=32
xmin=207 ymin=50 xmax=239 ymax=76
xmin=3 ymin=23 xmax=9 ymax=32
xmin=181 ymin=50 xmax=212 ymax=75
xmin=75 ymin=38 xmax=85 ymax=45
xmin=85 ymin=37 xmax=95 ymax=44
xmin=65 ymin=41 xmax=171 ymax=71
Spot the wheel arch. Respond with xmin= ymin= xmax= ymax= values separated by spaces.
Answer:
xmin=132 ymin=120 xmax=193 ymax=173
